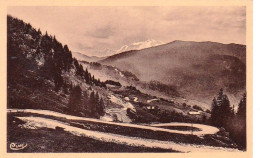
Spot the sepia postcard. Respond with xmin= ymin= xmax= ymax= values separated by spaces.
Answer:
xmin=0 ymin=0 xmax=253 ymax=158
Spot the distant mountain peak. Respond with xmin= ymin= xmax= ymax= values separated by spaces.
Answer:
xmin=72 ymin=52 xmax=105 ymax=62
xmin=116 ymin=39 xmax=164 ymax=54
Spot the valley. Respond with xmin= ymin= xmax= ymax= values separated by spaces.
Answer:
xmin=7 ymin=15 xmax=247 ymax=152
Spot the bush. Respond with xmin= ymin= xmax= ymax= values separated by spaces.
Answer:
xmin=104 ymin=80 xmax=122 ymax=87
xmin=147 ymin=80 xmax=179 ymax=96
xmin=193 ymin=105 xmax=203 ymax=111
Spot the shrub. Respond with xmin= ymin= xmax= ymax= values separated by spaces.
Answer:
xmin=193 ymin=105 xmax=203 ymax=111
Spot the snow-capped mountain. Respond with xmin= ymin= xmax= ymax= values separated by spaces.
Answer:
xmin=74 ymin=40 xmax=164 ymax=59
xmin=116 ymin=39 xmax=164 ymax=54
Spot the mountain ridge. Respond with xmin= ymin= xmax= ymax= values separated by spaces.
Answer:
xmin=101 ymin=40 xmax=246 ymax=64
xmin=115 ymin=39 xmax=164 ymax=54
xmin=100 ymin=40 xmax=246 ymax=106
xmin=73 ymin=52 xmax=106 ymax=62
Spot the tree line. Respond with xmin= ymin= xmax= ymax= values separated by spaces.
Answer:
xmin=210 ymin=88 xmax=246 ymax=150
xmin=7 ymin=15 xmax=106 ymax=119
xmin=67 ymin=85 xmax=105 ymax=118
xmin=39 ymin=30 xmax=107 ymax=91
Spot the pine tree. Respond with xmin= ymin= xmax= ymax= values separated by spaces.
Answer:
xmin=235 ymin=93 xmax=247 ymax=149
xmin=82 ymin=91 xmax=90 ymax=116
xmin=237 ymin=93 xmax=246 ymax=119
xmin=89 ymin=91 xmax=96 ymax=117
xmin=63 ymin=45 xmax=73 ymax=71
xmin=68 ymin=85 xmax=82 ymax=115
xmin=210 ymin=88 xmax=232 ymax=128
xmin=37 ymin=28 xmax=42 ymax=35
xmin=53 ymin=66 xmax=63 ymax=92
xmin=95 ymin=92 xmax=105 ymax=117
xmin=84 ymin=68 xmax=90 ymax=84
xmin=220 ymin=94 xmax=232 ymax=127
xmin=98 ymin=98 xmax=105 ymax=116
xmin=211 ymin=97 xmax=220 ymax=126
xmin=97 ymin=78 xmax=101 ymax=86
xmin=216 ymin=88 xmax=223 ymax=106
xmin=92 ymin=75 xmax=95 ymax=84
xmin=74 ymin=59 xmax=84 ymax=76
xmin=95 ymin=91 xmax=99 ymax=102
xmin=41 ymin=55 xmax=54 ymax=80
xmin=94 ymin=92 xmax=101 ymax=118
xmin=79 ymin=64 xmax=84 ymax=76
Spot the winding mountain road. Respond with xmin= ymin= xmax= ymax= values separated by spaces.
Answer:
xmin=8 ymin=108 xmax=218 ymax=136
xmin=15 ymin=116 xmax=239 ymax=152
xmin=7 ymin=108 xmax=240 ymax=152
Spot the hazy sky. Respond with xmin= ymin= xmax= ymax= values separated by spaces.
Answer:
xmin=8 ymin=6 xmax=246 ymax=57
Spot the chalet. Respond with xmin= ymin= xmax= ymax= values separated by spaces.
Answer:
xmin=146 ymin=105 xmax=160 ymax=113
xmin=188 ymin=111 xmax=201 ymax=115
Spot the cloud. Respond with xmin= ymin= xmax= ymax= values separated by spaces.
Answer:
xmin=86 ymin=25 xmax=115 ymax=39
xmin=77 ymin=43 xmax=94 ymax=50
xmin=8 ymin=6 xmax=246 ymax=57
xmin=164 ymin=6 xmax=246 ymax=29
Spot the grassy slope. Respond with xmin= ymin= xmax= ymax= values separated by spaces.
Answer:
xmin=101 ymin=41 xmax=246 ymax=107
